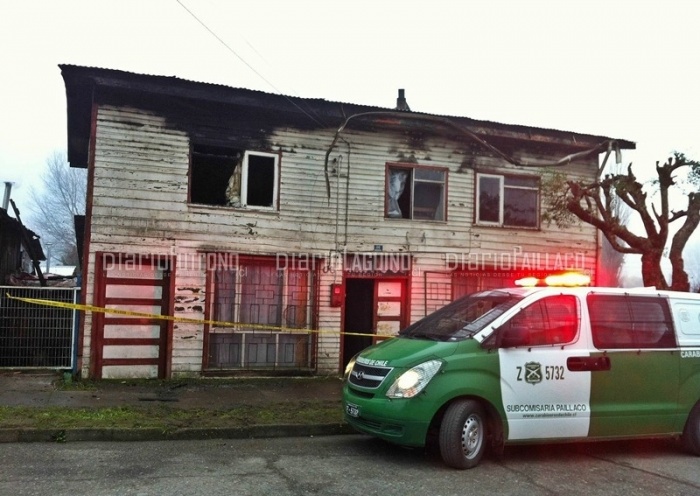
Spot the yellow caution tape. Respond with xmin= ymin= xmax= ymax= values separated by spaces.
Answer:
xmin=5 ymin=293 xmax=382 ymax=338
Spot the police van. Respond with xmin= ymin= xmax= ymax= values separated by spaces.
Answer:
xmin=342 ymin=274 xmax=700 ymax=469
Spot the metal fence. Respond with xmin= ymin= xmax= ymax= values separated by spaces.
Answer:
xmin=0 ymin=286 xmax=79 ymax=370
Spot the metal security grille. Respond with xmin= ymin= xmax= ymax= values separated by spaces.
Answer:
xmin=208 ymin=263 xmax=316 ymax=371
xmin=423 ymin=271 xmax=453 ymax=316
xmin=0 ymin=286 xmax=79 ymax=369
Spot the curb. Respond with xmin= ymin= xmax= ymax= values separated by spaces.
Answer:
xmin=0 ymin=423 xmax=356 ymax=443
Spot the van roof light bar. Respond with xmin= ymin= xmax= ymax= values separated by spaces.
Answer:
xmin=514 ymin=272 xmax=591 ymax=288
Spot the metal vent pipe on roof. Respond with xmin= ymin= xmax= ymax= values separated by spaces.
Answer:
xmin=395 ymin=89 xmax=410 ymax=111
xmin=2 ymin=182 xmax=12 ymax=210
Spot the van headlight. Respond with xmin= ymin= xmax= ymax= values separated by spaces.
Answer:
xmin=386 ymin=360 xmax=442 ymax=398
xmin=343 ymin=356 xmax=357 ymax=381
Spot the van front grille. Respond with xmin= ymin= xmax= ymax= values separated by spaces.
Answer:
xmin=348 ymin=363 xmax=392 ymax=389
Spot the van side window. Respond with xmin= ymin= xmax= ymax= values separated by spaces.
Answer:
xmin=588 ymin=295 xmax=676 ymax=349
xmin=508 ymin=295 xmax=578 ymax=346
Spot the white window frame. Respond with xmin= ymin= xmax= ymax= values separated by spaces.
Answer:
xmin=386 ymin=164 xmax=447 ymax=221
xmin=476 ymin=172 xmax=539 ymax=228
xmin=241 ymin=151 xmax=279 ymax=210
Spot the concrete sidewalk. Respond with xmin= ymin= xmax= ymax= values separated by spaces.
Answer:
xmin=0 ymin=372 xmax=354 ymax=443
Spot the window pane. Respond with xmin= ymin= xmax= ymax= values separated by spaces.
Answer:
xmin=478 ymin=176 xmax=501 ymax=223
xmin=544 ymin=296 xmax=578 ymax=344
xmin=628 ymin=298 xmax=675 ymax=348
xmin=414 ymin=168 xmax=445 ymax=182
xmin=504 ymin=187 xmax=537 ymax=227
xmin=244 ymin=334 xmax=277 ymax=367
xmin=246 ymin=154 xmax=276 ymax=207
xmin=588 ymin=295 xmax=675 ymax=349
xmin=413 ymin=182 xmax=444 ymax=220
xmin=510 ymin=301 xmax=548 ymax=346
xmin=214 ymin=270 xmax=236 ymax=322
xmin=209 ymin=333 xmax=242 ymax=367
xmin=285 ymin=269 xmax=309 ymax=328
xmin=386 ymin=168 xmax=411 ymax=218
xmin=589 ymin=295 xmax=633 ymax=348
xmin=279 ymin=334 xmax=309 ymax=366
xmin=240 ymin=265 xmax=282 ymax=326
xmin=505 ymin=176 xmax=538 ymax=188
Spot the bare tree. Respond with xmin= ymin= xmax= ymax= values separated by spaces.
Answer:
xmin=685 ymin=236 xmax=700 ymax=292
xmin=28 ymin=151 xmax=86 ymax=268
xmin=598 ymin=161 xmax=632 ymax=287
xmin=544 ymin=152 xmax=700 ymax=291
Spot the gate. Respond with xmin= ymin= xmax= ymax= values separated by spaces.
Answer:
xmin=0 ymin=286 xmax=79 ymax=370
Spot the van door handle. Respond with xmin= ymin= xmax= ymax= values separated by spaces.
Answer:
xmin=567 ymin=356 xmax=611 ymax=372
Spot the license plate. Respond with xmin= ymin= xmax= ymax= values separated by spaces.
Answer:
xmin=345 ymin=403 xmax=360 ymax=418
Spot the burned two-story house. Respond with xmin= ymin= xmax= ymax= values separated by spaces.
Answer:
xmin=61 ymin=65 xmax=635 ymax=379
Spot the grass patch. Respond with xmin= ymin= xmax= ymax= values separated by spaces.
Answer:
xmin=57 ymin=376 xmax=341 ymax=392
xmin=0 ymin=401 xmax=343 ymax=431
xmin=7 ymin=375 xmax=346 ymax=433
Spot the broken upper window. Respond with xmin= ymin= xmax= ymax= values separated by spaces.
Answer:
xmin=190 ymin=145 xmax=279 ymax=209
xmin=386 ymin=164 xmax=447 ymax=221
xmin=476 ymin=173 xmax=539 ymax=228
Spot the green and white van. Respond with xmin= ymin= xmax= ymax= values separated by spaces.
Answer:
xmin=342 ymin=284 xmax=700 ymax=469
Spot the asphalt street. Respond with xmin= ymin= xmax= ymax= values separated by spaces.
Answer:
xmin=1 ymin=435 xmax=699 ymax=496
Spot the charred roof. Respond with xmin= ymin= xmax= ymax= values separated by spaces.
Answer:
xmin=60 ymin=64 xmax=635 ymax=169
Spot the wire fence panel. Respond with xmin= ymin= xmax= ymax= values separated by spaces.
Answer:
xmin=0 ymin=286 xmax=79 ymax=369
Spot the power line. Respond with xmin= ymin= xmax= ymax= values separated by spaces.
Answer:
xmin=175 ymin=0 xmax=327 ymax=128
xmin=175 ymin=0 xmax=275 ymax=91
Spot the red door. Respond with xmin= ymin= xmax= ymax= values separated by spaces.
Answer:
xmin=92 ymin=253 xmax=173 ymax=379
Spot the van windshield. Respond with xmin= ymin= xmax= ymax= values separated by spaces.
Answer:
xmin=399 ymin=290 xmax=523 ymax=341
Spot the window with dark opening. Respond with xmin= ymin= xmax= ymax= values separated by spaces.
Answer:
xmin=190 ymin=144 xmax=242 ymax=206
xmin=386 ymin=164 xmax=446 ymax=220
xmin=189 ymin=146 xmax=278 ymax=209
xmin=243 ymin=152 xmax=278 ymax=208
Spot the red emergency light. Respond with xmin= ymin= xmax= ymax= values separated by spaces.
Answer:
xmin=514 ymin=272 xmax=591 ymax=288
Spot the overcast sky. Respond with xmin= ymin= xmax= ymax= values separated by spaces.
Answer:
xmin=1 ymin=1 xmax=698 ymax=234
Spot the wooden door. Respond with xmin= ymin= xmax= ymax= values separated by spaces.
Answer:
xmin=92 ymin=254 xmax=172 ymax=379
xmin=374 ymin=280 xmax=407 ymax=339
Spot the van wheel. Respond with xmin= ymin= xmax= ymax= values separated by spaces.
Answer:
xmin=439 ymin=399 xmax=487 ymax=469
xmin=682 ymin=402 xmax=700 ymax=455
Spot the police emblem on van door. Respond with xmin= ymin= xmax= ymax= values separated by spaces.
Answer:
xmin=525 ymin=362 xmax=543 ymax=385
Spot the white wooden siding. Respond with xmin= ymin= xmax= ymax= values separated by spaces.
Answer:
xmin=81 ymin=105 xmax=602 ymax=378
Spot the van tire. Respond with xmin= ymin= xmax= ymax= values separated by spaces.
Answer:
xmin=682 ymin=402 xmax=700 ymax=455
xmin=439 ymin=399 xmax=487 ymax=469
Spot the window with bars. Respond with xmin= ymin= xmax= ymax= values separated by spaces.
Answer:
xmin=208 ymin=258 xmax=315 ymax=370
